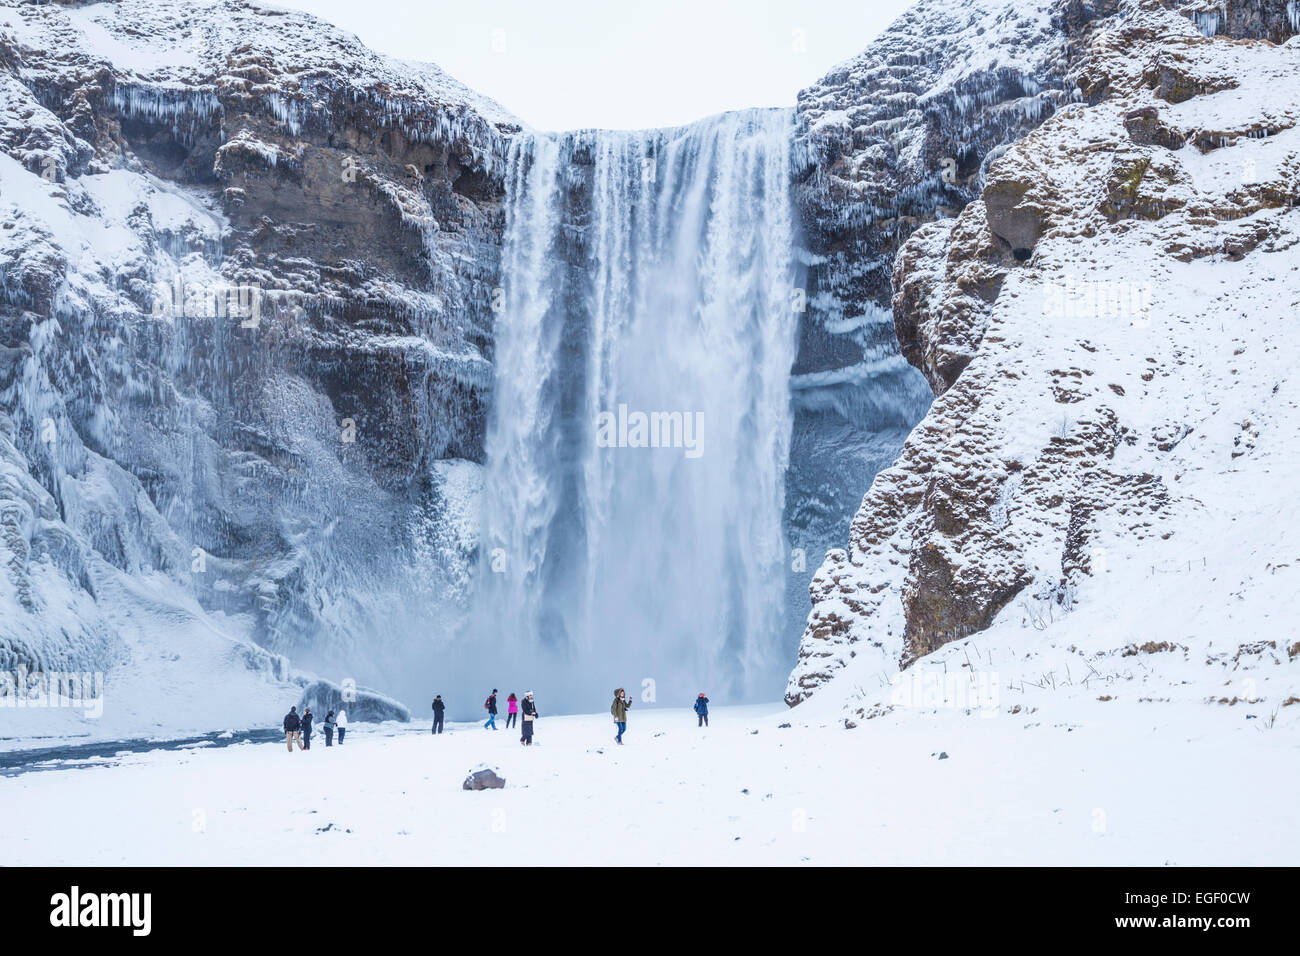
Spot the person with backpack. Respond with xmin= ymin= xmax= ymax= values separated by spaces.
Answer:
xmin=484 ymin=689 xmax=499 ymax=730
xmin=505 ymin=693 xmax=519 ymax=729
xmin=301 ymin=706 xmax=314 ymax=749
xmin=283 ymin=705 xmax=303 ymax=752
xmin=611 ymin=688 xmax=631 ymax=744
xmin=336 ymin=708 xmax=347 ymax=744
xmin=694 ymin=693 xmax=709 ymax=727
xmin=520 ymin=692 xmax=538 ymax=745
xmin=432 ymin=695 xmax=446 ymax=734
xmin=323 ymin=710 xmax=337 ymax=746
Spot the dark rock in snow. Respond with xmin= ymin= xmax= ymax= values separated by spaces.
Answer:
xmin=463 ymin=768 xmax=506 ymax=790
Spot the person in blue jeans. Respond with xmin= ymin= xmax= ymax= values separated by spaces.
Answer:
xmin=484 ymin=689 xmax=498 ymax=730
xmin=611 ymin=688 xmax=631 ymax=744
xmin=694 ymin=693 xmax=709 ymax=727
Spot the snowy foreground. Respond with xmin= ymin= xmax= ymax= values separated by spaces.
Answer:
xmin=1 ymin=701 xmax=1295 ymax=866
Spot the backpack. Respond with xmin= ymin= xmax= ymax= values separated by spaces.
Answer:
xmin=485 ymin=696 xmax=493 ymax=710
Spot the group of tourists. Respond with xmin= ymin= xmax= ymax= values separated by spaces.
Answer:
xmin=476 ymin=689 xmax=539 ymax=745
xmin=430 ymin=688 xmax=710 ymax=745
xmin=282 ymin=688 xmax=710 ymax=752
xmin=281 ymin=705 xmax=347 ymax=752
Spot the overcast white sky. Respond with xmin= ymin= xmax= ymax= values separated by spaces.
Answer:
xmin=277 ymin=0 xmax=915 ymax=130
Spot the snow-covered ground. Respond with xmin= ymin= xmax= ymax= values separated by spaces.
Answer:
xmin=0 ymin=700 xmax=1294 ymax=865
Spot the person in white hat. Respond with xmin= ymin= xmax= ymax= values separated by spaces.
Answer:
xmin=519 ymin=692 xmax=538 ymax=746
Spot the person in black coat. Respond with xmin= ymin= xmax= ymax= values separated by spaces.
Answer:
xmin=431 ymin=695 xmax=446 ymax=734
xmin=300 ymin=706 xmax=314 ymax=750
xmin=283 ymin=706 xmax=303 ymax=752
xmin=519 ymin=692 xmax=538 ymax=746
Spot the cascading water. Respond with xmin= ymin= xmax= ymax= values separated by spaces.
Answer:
xmin=467 ymin=109 xmax=800 ymax=711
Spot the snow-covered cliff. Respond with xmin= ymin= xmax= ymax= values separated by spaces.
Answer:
xmin=788 ymin=0 xmax=1300 ymax=722
xmin=0 ymin=0 xmax=519 ymax=734
xmin=782 ymin=0 xmax=1087 ymax=661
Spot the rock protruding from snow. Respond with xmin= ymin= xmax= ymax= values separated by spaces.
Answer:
xmin=463 ymin=768 xmax=506 ymax=790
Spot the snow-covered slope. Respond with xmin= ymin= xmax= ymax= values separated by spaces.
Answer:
xmin=0 ymin=0 xmax=520 ymax=739
xmin=788 ymin=0 xmax=1300 ymax=730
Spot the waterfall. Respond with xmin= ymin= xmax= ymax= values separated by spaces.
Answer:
xmin=472 ymin=108 xmax=799 ymax=710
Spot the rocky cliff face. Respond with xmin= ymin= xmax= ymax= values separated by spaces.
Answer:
xmin=781 ymin=0 xmax=1090 ymax=656
xmin=0 ymin=0 xmax=518 ymax=720
xmin=788 ymin=0 xmax=1300 ymax=711
xmin=791 ymin=0 xmax=1081 ymax=381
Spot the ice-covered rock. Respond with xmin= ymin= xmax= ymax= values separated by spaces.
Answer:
xmin=296 ymin=678 xmax=410 ymax=723
xmin=0 ymin=0 xmax=520 ymax=721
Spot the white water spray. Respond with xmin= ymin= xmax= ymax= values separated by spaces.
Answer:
xmin=472 ymin=109 xmax=799 ymax=710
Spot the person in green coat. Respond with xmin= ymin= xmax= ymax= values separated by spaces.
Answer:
xmin=611 ymin=688 xmax=631 ymax=745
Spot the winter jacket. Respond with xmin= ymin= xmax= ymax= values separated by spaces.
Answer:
xmin=485 ymin=694 xmax=498 ymax=715
xmin=521 ymin=698 xmax=538 ymax=720
xmin=336 ymin=711 xmax=347 ymax=727
xmin=694 ymin=696 xmax=709 ymax=715
xmin=301 ymin=712 xmax=314 ymax=733
xmin=323 ymin=716 xmax=337 ymax=731
xmin=507 ymin=697 xmax=518 ymax=713
xmin=283 ymin=711 xmax=301 ymax=732
xmin=611 ymin=695 xmax=631 ymax=721
xmin=432 ymin=698 xmax=446 ymax=716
